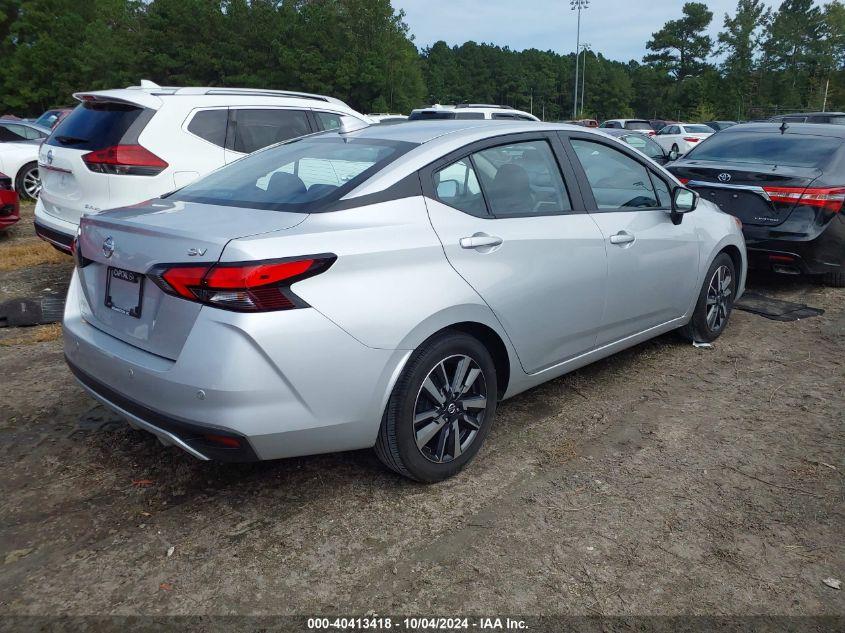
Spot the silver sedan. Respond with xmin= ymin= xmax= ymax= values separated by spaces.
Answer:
xmin=64 ymin=120 xmax=746 ymax=482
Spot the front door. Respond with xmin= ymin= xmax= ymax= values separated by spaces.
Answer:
xmin=564 ymin=135 xmax=700 ymax=345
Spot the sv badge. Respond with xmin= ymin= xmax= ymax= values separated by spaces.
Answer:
xmin=187 ymin=247 xmax=207 ymax=257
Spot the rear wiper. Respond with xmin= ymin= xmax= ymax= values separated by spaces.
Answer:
xmin=54 ymin=135 xmax=88 ymax=145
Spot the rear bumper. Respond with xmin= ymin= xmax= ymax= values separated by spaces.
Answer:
xmin=62 ymin=269 xmax=409 ymax=462
xmin=744 ymin=214 xmax=845 ymax=276
xmin=34 ymin=198 xmax=75 ymax=252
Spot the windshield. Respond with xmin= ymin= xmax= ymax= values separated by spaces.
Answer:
xmin=170 ymin=136 xmax=415 ymax=212
xmin=685 ymin=132 xmax=842 ymax=168
xmin=684 ymin=125 xmax=715 ymax=133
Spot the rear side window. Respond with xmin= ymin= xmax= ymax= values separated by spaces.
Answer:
xmin=433 ymin=158 xmax=486 ymax=215
xmin=455 ymin=112 xmax=485 ymax=120
xmin=408 ymin=111 xmax=456 ymax=120
xmin=171 ymin=137 xmax=413 ymax=212
xmin=187 ymin=109 xmax=227 ymax=147
xmin=0 ymin=124 xmax=28 ymax=142
xmin=824 ymin=116 xmax=845 ymax=125
xmin=684 ymin=133 xmax=842 ymax=168
xmin=570 ymin=139 xmax=660 ymax=210
xmin=47 ymin=102 xmax=146 ymax=150
xmin=231 ymin=109 xmax=311 ymax=154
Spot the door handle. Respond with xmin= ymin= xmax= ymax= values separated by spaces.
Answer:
xmin=609 ymin=231 xmax=635 ymax=245
xmin=460 ymin=234 xmax=503 ymax=249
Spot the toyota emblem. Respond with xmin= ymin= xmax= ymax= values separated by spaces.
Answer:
xmin=718 ymin=172 xmax=732 ymax=182
xmin=102 ymin=236 xmax=115 ymax=258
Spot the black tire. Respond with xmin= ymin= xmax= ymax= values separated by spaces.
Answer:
xmin=15 ymin=161 xmax=40 ymax=200
xmin=671 ymin=143 xmax=680 ymax=155
xmin=822 ymin=271 xmax=845 ymax=288
xmin=375 ymin=330 xmax=497 ymax=483
xmin=679 ymin=252 xmax=736 ymax=343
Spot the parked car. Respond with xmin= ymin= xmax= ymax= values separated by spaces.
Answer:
xmin=705 ymin=120 xmax=738 ymax=132
xmin=649 ymin=119 xmax=676 ymax=133
xmin=64 ymin=120 xmax=746 ymax=481
xmin=0 ymin=134 xmax=41 ymax=200
xmin=34 ymin=80 xmax=371 ymax=253
xmin=566 ymin=119 xmax=599 ymax=128
xmin=409 ymin=104 xmax=539 ymax=121
xmin=33 ymin=108 xmax=73 ymax=129
xmin=667 ymin=123 xmax=845 ymax=287
xmin=0 ymin=119 xmax=51 ymax=141
xmin=599 ymin=128 xmax=679 ymax=165
xmin=598 ymin=119 xmax=656 ymax=136
xmin=654 ymin=123 xmax=715 ymax=155
xmin=368 ymin=113 xmax=408 ymax=124
xmin=769 ymin=112 xmax=845 ymax=125
xmin=0 ymin=171 xmax=20 ymax=230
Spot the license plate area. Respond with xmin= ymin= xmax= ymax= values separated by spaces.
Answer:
xmin=105 ymin=267 xmax=144 ymax=318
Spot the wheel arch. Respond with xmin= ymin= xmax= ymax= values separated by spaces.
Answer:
xmin=446 ymin=321 xmax=511 ymax=399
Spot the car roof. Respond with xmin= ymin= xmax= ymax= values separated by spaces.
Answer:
xmin=715 ymin=122 xmax=845 ymax=139
xmin=599 ymin=128 xmax=649 ymax=137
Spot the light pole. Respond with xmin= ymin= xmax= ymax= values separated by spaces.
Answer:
xmin=579 ymin=43 xmax=590 ymax=117
xmin=571 ymin=0 xmax=589 ymax=119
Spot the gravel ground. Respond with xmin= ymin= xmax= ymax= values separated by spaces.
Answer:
xmin=0 ymin=203 xmax=842 ymax=620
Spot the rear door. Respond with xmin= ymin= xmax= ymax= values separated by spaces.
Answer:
xmin=224 ymin=108 xmax=313 ymax=163
xmin=563 ymin=133 xmax=699 ymax=344
xmin=423 ymin=133 xmax=607 ymax=374
xmin=38 ymin=100 xmax=155 ymax=227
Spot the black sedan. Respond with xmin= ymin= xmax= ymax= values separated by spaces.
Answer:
xmin=667 ymin=123 xmax=845 ymax=287
xmin=598 ymin=128 xmax=678 ymax=165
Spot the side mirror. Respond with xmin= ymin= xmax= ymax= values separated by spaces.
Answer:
xmin=670 ymin=187 xmax=697 ymax=225
xmin=436 ymin=179 xmax=459 ymax=199
xmin=667 ymin=147 xmax=679 ymax=161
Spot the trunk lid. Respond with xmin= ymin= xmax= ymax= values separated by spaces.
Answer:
xmin=670 ymin=160 xmax=821 ymax=227
xmin=76 ymin=199 xmax=308 ymax=359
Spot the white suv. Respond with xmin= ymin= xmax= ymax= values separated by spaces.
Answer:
xmin=34 ymin=81 xmax=370 ymax=251
xmin=408 ymin=104 xmax=539 ymax=122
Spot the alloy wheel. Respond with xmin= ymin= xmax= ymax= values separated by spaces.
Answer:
xmin=706 ymin=264 xmax=732 ymax=332
xmin=413 ymin=354 xmax=487 ymax=464
xmin=22 ymin=166 xmax=41 ymax=199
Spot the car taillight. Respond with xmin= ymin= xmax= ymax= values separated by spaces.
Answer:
xmin=763 ymin=186 xmax=845 ymax=212
xmin=677 ymin=177 xmax=690 ymax=184
xmin=148 ymin=255 xmax=336 ymax=312
xmin=81 ymin=145 xmax=168 ymax=176
xmin=683 ymin=137 xmax=700 ymax=143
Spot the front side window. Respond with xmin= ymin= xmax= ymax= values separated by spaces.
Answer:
xmin=315 ymin=111 xmax=343 ymax=130
xmin=171 ymin=137 xmax=413 ymax=211
xmin=570 ymin=139 xmax=660 ymax=210
xmin=231 ymin=109 xmax=311 ymax=154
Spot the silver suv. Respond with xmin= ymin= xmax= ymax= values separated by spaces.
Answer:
xmin=64 ymin=120 xmax=746 ymax=482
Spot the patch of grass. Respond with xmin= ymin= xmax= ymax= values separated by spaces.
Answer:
xmin=0 ymin=240 xmax=69 ymax=272
xmin=0 ymin=323 xmax=63 ymax=347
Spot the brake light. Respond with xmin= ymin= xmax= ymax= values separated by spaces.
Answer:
xmin=683 ymin=137 xmax=700 ymax=143
xmin=763 ymin=186 xmax=845 ymax=212
xmin=148 ymin=256 xmax=335 ymax=312
xmin=677 ymin=177 xmax=690 ymax=184
xmin=82 ymin=145 xmax=168 ymax=176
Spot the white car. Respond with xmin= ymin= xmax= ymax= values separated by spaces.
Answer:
xmin=409 ymin=104 xmax=539 ymax=122
xmin=368 ymin=113 xmax=408 ymax=124
xmin=34 ymin=80 xmax=371 ymax=252
xmin=0 ymin=135 xmax=41 ymax=200
xmin=653 ymin=123 xmax=715 ymax=156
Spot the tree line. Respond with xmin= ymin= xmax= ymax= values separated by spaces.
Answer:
xmin=1 ymin=0 xmax=842 ymax=121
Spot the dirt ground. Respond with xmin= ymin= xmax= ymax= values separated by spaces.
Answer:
xmin=0 ymin=202 xmax=843 ymax=619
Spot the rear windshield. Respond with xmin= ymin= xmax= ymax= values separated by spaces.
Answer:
xmin=46 ymin=102 xmax=147 ymax=150
xmin=169 ymin=136 xmax=415 ymax=212
xmin=409 ymin=111 xmax=456 ymax=120
xmin=684 ymin=124 xmax=715 ymax=133
xmin=685 ymin=132 xmax=842 ymax=168
xmin=624 ymin=121 xmax=652 ymax=131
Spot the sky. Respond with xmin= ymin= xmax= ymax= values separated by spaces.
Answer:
xmin=391 ymin=0 xmax=815 ymax=63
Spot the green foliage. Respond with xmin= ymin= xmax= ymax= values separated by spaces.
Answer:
xmin=0 ymin=0 xmax=842 ymax=120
